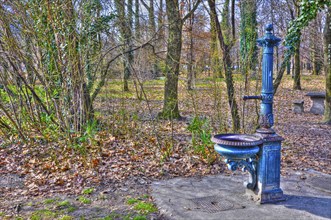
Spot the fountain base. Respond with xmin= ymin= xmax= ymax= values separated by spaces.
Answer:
xmin=212 ymin=134 xmax=263 ymax=190
xmin=212 ymin=132 xmax=285 ymax=204
xmin=252 ymin=132 xmax=285 ymax=203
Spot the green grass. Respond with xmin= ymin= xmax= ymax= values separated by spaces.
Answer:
xmin=54 ymin=200 xmax=76 ymax=213
xmin=82 ymin=187 xmax=94 ymax=195
xmin=59 ymin=216 xmax=74 ymax=220
xmin=132 ymin=215 xmax=147 ymax=220
xmin=57 ymin=200 xmax=71 ymax=208
xmin=194 ymin=82 xmax=214 ymax=88
xmin=98 ymin=89 xmax=135 ymax=99
xmin=144 ymin=79 xmax=164 ymax=86
xmin=30 ymin=209 xmax=58 ymax=220
xmin=78 ymin=196 xmax=92 ymax=204
xmin=67 ymin=206 xmax=77 ymax=213
xmin=127 ymin=198 xmax=139 ymax=205
xmin=101 ymin=212 xmax=124 ymax=220
xmin=141 ymin=194 xmax=149 ymax=199
xmin=98 ymin=80 xmax=165 ymax=101
xmin=102 ymin=215 xmax=117 ymax=220
xmin=133 ymin=201 xmax=157 ymax=214
xmin=26 ymin=202 xmax=33 ymax=206
xmin=43 ymin=198 xmax=57 ymax=204
xmin=126 ymin=196 xmax=157 ymax=216
xmin=143 ymin=87 xmax=163 ymax=101
xmin=99 ymin=81 xmax=135 ymax=99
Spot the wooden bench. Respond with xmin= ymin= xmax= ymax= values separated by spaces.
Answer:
xmin=305 ymin=92 xmax=326 ymax=115
xmin=293 ymin=100 xmax=304 ymax=114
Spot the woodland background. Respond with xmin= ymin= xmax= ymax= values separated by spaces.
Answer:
xmin=0 ymin=0 xmax=330 ymax=219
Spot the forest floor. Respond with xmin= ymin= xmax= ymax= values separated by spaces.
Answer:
xmin=0 ymin=74 xmax=330 ymax=219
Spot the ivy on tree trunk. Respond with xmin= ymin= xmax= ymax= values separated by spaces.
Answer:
xmin=239 ymin=0 xmax=258 ymax=78
xmin=324 ymin=7 xmax=331 ymax=124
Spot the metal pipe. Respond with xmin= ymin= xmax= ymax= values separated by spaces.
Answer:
xmin=243 ymin=95 xmax=262 ymax=100
xmin=256 ymin=24 xmax=281 ymax=130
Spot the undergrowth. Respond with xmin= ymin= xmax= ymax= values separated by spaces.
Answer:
xmin=187 ymin=116 xmax=217 ymax=164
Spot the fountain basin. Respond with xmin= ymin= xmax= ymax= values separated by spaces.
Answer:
xmin=212 ymin=134 xmax=262 ymax=159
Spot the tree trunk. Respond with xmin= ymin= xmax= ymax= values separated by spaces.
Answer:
xmin=210 ymin=12 xmax=222 ymax=78
xmin=239 ymin=0 xmax=258 ymax=77
xmin=149 ymin=0 xmax=159 ymax=77
xmin=159 ymin=0 xmax=182 ymax=119
xmin=157 ymin=0 xmax=164 ymax=44
xmin=311 ymin=18 xmax=322 ymax=75
xmin=293 ymin=6 xmax=301 ymax=90
xmin=286 ymin=60 xmax=291 ymax=75
xmin=135 ymin=0 xmax=140 ymax=40
xmin=293 ymin=39 xmax=301 ymax=90
xmin=115 ymin=0 xmax=133 ymax=92
xmin=65 ymin=2 xmax=94 ymax=130
xmin=312 ymin=49 xmax=321 ymax=75
xmin=148 ymin=0 xmax=156 ymax=36
xmin=187 ymin=0 xmax=194 ymax=90
xmin=208 ymin=0 xmax=240 ymax=132
xmin=141 ymin=0 xmax=159 ymax=78
xmin=273 ymin=52 xmax=291 ymax=94
xmin=324 ymin=7 xmax=331 ymax=124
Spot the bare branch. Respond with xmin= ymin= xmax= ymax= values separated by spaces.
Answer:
xmin=182 ymin=0 xmax=202 ymax=22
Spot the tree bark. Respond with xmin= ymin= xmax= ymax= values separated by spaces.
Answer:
xmin=312 ymin=18 xmax=322 ymax=75
xmin=157 ymin=0 xmax=164 ymax=43
xmin=293 ymin=38 xmax=301 ymax=90
xmin=159 ymin=0 xmax=201 ymax=119
xmin=273 ymin=52 xmax=291 ymax=94
xmin=142 ymin=0 xmax=159 ymax=78
xmin=187 ymin=0 xmax=194 ymax=90
xmin=210 ymin=12 xmax=222 ymax=78
xmin=115 ymin=0 xmax=133 ymax=91
xmin=324 ymin=7 xmax=331 ymax=124
xmin=239 ymin=0 xmax=258 ymax=77
xmin=135 ymin=0 xmax=141 ymax=40
xmin=159 ymin=0 xmax=182 ymax=119
xmin=286 ymin=60 xmax=291 ymax=75
xmin=293 ymin=5 xmax=301 ymax=90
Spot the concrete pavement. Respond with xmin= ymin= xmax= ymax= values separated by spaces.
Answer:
xmin=151 ymin=170 xmax=331 ymax=220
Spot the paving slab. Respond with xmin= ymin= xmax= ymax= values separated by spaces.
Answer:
xmin=152 ymin=170 xmax=331 ymax=220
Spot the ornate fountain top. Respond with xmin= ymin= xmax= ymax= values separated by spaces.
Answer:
xmin=265 ymin=24 xmax=273 ymax=32
xmin=257 ymin=24 xmax=282 ymax=49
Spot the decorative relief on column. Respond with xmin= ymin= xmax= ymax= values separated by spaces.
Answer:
xmin=259 ymin=113 xmax=274 ymax=128
xmin=261 ymin=94 xmax=273 ymax=103
xmin=261 ymin=58 xmax=273 ymax=93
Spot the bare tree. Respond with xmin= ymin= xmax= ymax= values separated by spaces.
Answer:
xmin=114 ymin=0 xmax=134 ymax=91
xmin=293 ymin=0 xmax=302 ymax=90
xmin=158 ymin=0 xmax=201 ymax=119
xmin=324 ymin=6 xmax=331 ymax=124
xmin=208 ymin=0 xmax=240 ymax=132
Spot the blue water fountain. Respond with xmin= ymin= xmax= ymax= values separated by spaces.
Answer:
xmin=212 ymin=24 xmax=284 ymax=204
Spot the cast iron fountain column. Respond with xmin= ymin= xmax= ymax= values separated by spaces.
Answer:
xmin=212 ymin=24 xmax=285 ymax=204
xmin=250 ymin=24 xmax=284 ymax=203
xmin=257 ymin=24 xmax=280 ymax=133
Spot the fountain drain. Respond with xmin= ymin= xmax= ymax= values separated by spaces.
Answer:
xmin=189 ymin=196 xmax=244 ymax=213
